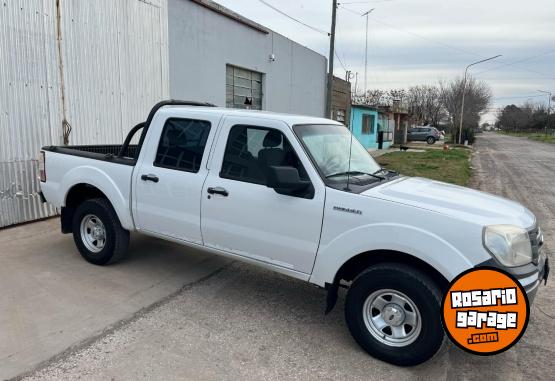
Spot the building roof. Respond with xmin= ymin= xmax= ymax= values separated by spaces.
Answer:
xmin=189 ymin=0 xmax=269 ymax=34
xmin=351 ymin=104 xmax=379 ymax=111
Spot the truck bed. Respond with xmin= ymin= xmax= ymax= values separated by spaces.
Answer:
xmin=42 ymin=144 xmax=139 ymax=165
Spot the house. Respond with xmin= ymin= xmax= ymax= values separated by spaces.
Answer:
xmin=0 ymin=0 xmax=327 ymax=227
xmin=330 ymin=76 xmax=352 ymax=127
xmin=350 ymin=105 xmax=393 ymax=150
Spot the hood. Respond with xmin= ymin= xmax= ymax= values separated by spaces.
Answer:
xmin=363 ymin=177 xmax=536 ymax=229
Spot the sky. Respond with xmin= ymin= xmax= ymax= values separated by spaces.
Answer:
xmin=215 ymin=0 xmax=555 ymax=123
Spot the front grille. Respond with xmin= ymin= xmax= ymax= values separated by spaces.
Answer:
xmin=528 ymin=226 xmax=543 ymax=265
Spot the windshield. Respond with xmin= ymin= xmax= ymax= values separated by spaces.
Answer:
xmin=293 ymin=124 xmax=382 ymax=180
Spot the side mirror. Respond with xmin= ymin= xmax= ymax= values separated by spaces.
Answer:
xmin=266 ymin=166 xmax=311 ymax=192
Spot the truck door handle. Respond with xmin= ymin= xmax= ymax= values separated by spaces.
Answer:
xmin=141 ymin=174 xmax=159 ymax=183
xmin=207 ymin=187 xmax=228 ymax=197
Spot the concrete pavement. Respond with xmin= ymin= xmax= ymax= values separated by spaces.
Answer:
xmin=0 ymin=219 xmax=230 ymax=380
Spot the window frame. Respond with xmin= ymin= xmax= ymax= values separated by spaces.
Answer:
xmin=361 ymin=114 xmax=375 ymax=135
xmin=226 ymin=64 xmax=264 ymax=110
xmin=219 ymin=124 xmax=312 ymax=189
xmin=153 ymin=117 xmax=212 ymax=174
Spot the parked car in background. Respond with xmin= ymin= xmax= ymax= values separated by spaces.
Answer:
xmin=407 ymin=126 xmax=441 ymax=144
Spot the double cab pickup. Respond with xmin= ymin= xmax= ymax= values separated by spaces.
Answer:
xmin=39 ymin=101 xmax=548 ymax=365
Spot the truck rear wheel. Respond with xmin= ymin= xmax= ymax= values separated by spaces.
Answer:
xmin=345 ymin=263 xmax=444 ymax=366
xmin=72 ymin=198 xmax=129 ymax=265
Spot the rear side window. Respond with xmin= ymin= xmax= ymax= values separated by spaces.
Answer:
xmin=154 ymin=118 xmax=211 ymax=173
xmin=220 ymin=125 xmax=309 ymax=185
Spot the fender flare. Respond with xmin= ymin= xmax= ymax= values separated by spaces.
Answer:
xmin=61 ymin=166 xmax=134 ymax=230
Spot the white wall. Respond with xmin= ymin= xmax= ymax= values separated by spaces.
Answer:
xmin=167 ymin=0 xmax=327 ymax=117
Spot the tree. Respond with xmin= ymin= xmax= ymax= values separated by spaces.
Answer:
xmin=440 ymin=77 xmax=492 ymax=143
xmin=405 ymin=85 xmax=446 ymax=126
xmin=497 ymin=102 xmax=554 ymax=132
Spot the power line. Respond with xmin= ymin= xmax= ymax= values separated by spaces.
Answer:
xmin=335 ymin=51 xmax=348 ymax=72
xmin=334 ymin=11 xmax=350 ymax=73
xmin=492 ymin=94 xmax=546 ymax=100
xmin=475 ymin=49 xmax=555 ymax=75
xmin=339 ymin=5 xmax=554 ymax=80
xmin=255 ymin=0 xmax=330 ymax=36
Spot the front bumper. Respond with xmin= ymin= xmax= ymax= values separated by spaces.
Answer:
xmin=475 ymin=251 xmax=549 ymax=303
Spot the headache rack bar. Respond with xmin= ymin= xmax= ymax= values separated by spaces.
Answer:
xmin=118 ymin=100 xmax=217 ymax=159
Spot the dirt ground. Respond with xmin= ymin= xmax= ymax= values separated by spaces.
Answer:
xmin=7 ymin=132 xmax=555 ymax=380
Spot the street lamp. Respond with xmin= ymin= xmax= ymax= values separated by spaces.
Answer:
xmin=458 ymin=55 xmax=502 ymax=144
xmin=537 ymin=90 xmax=552 ymax=136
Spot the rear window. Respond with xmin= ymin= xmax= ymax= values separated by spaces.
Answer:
xmin=154 ymin=118 xmax=211 ymax=173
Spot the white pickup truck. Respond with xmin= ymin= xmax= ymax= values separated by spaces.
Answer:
xmin=39 ymin=100 xmax=548 ymax=366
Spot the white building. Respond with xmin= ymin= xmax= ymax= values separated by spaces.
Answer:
xmin=0 ymin=0 xmax=327 ymax=227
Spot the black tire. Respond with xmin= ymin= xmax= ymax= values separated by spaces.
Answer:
xmin=72 ymin=198 xmax=129 ymax=265
xmin=345 ymin=263 xmax=444 ymax=366
xmin=426 ymin=136 xmax=436 ymax=145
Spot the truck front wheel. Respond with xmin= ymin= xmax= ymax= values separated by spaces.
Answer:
xmin=72 ymin=198 xmax=129 ymax=265
xmin=345 ymin=263 xmax=444 ymax=366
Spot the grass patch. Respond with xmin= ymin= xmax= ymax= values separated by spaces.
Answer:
xmin=499 ymin=131 xmax=555 ymax=144
xmin=376 ymin=148 xmax=471 ymax=186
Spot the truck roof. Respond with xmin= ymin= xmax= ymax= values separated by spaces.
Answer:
xmin=160 ymin=105 xmax=342 ymax=128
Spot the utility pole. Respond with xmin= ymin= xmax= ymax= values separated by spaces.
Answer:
xmin=361 ymin=8 xmax=375 ymax=97
xmin=325 ymin=0 xmax=337 ymax=119
xmin=458 ymin=55 xmax=501 ymax=144
xmin=538 ymin=90 xmax=552 ymax=136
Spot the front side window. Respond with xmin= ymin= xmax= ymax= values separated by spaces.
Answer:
xmin=226 ymin=65 xmax=263 ymax=110
xmin=154 ymin=118 xmax=211 ymax=173
xmin=220 ymin=125 xmax=308 ymax=185
xmin=294 ymin=124 xmax=382 ymax=182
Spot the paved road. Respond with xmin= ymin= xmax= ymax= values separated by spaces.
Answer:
xmin=8 ymin=133 xmax=555 ymax=380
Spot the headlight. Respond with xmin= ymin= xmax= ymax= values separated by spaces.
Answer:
xmin=483 ymin=225 xmax=532 ymax=267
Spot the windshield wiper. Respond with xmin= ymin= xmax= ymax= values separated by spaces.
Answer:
xmin=326 ymin=171 xmax=385 ymax=181
xmin=373 ymin=168 xmax=398 ymax=177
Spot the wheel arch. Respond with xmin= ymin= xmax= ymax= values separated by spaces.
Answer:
xmin=335 ymin=249 xmax=449 ymax=292
xmin=61 ymin=183 xmax=130 ymax=233
xmin=322 ymin=249 xmax=450 ymax=315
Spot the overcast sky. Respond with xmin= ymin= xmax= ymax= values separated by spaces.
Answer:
xmin=216 ymin=0 xmax=554 ymax=123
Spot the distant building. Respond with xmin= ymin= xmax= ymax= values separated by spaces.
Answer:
xmin=330 ymin=76 xmax=351 ymax=126
xmin=350 ymin=99 xmax=411 ymax=150
xmin=350 ymin=105 xmax=394 ymax=150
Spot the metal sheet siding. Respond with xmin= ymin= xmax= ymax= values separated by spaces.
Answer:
xmin=0 ymin=1 xmax=60 ymax=227
xmin=0 ymin=0 xmax=169 ymax=228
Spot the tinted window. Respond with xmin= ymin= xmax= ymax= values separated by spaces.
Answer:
xmin=154 ymin=118 xmax=211 ymax=173
xmin=220 ymin=125 xmax=309 ymax=185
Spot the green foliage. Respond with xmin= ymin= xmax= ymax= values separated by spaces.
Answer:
xmin=497 ymin=103 xmax=553 ymax=132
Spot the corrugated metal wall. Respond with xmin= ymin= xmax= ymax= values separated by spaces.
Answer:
xmin=0 ymin=0 xmax=169 ymax=228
